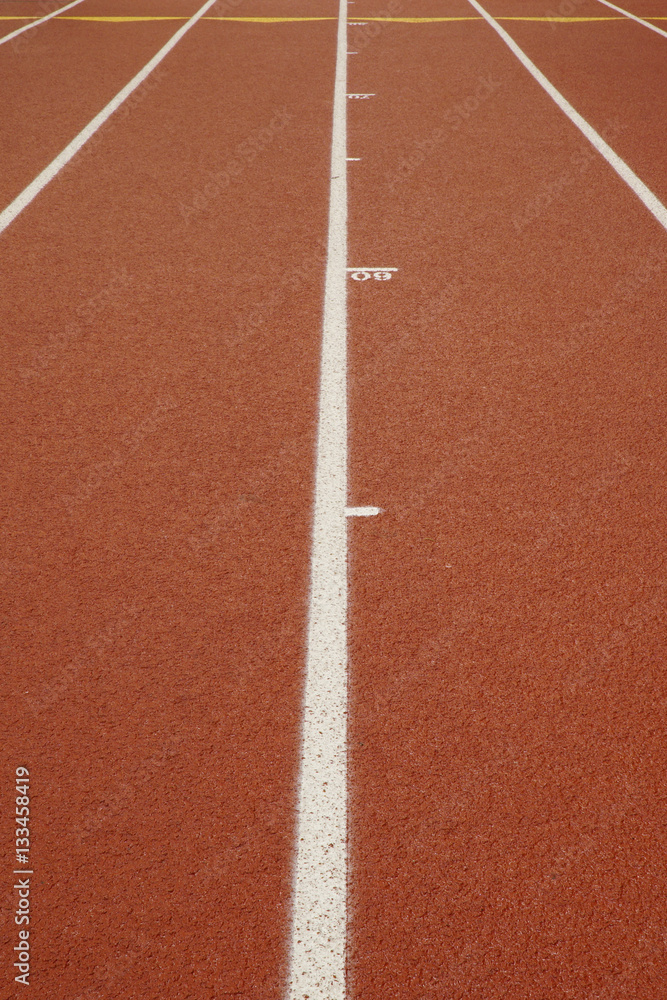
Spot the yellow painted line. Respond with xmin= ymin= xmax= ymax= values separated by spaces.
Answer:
xmin=57 ymin=14 xmax=336 ymax=21
xmin=356 ymin=13 xmax=667 ymax=19
xmin=501 ymin=14 xmax=623 ymax=19
xmin=364 ymin=12 xmax=667 ymax=20
xmin=52 ymin=14 xmax=624 ymax=22
xmin=56 ymin=15 xmax=177 ymax=20
xmin=59 ymin=15 xmax=183 ymax=20
xmin=205 ymin=15 xmax=335 ymax=19
xmin=363 ymin=15 xmax=480 ymax=20
xmin=361 ymin=14 xmax=625 ymax=20
xmin=12 ymin=12 xmax=667 ymax=24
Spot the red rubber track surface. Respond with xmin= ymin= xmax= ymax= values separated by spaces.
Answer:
xmin=2 ymin=1 xmax=667 ymax=998
xmin=0 ymin=0 xmax=337 ymax=208
xmin=482 ymin=0 xmax=667 ymax=206
xmin=348 ymin=10 xmax=667 ymax=1000
xmin=0 ymin=10 xmax=199 ymax=206
xmin=593 ymin=0 xmax=667 ymax=17
xmin=1 ymin=8 xmax=336 ymax=998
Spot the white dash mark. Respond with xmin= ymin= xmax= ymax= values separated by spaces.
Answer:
xmin=347 ymin=157 xmax=361 ymax=161
xmin=345 ymin=507 xmax=383 ymax=517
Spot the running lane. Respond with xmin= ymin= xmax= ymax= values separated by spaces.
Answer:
xmin=479 ymin=0 xmax=667 ymax=208
xmin=592 ymin=0 xmax=667 ymax=25
xmin=347 ymin=11 xmax=667 ymax=999
xmin=0 ymin=0 xmax=85 ymax=43
xmin=1 ymin=8 xmax=337 ymax=999
xmin=0 ymin=0 xmax=206 ymax=207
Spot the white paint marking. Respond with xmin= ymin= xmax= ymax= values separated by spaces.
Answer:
xmin=347 ymin=92 xmax=375 ymax=98
xmin=349 ymin=21 xmax=368 ymax=24
xmin=468 ymin=0 xmax=667 ymax=234
xmin=594 ymin=0 xmax=667 ymax=39
xmin=347 ymin=157 xmax=361 ymax=160
xmin=287 ymin=0 xmax=348 ymax=996
xmin=345 ymin=506 xmax=382 ymax=517
xmin=0 ymin=0 xmax=86 ymax=47
xmin=347 ymin=266 xmax=397 ymax=280
xmin=0 ymin=0 xmax=219 ymax=237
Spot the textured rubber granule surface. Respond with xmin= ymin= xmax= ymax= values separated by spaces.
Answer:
xmin=2 ymin=1 xmax=667 ymax=997
xmin=1 ymin=9 xmax=337 ymax=999
xmin=347 ymin=10 xmax=667 ymax=1000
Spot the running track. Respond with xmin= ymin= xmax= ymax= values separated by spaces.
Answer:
xmin=2 ymin=0 xmax=666 ymax=997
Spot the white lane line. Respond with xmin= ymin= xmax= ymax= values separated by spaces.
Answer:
xmin=347 ymin=157 xmax=361 ymax=160
xmin=467 ymin=0 xmax=667 ymax=234
xmin=594 ymin=0 xmax=667 ymax=39
xmin=0 ymin=0 xmax=86 ymax=47
xmin=0 ymin=0 xmax=219 ymax=238
xmin=346 ymin=506 xmax=382 ymax=516
xmin=287 ymin=0 xmax=348 ymax=995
